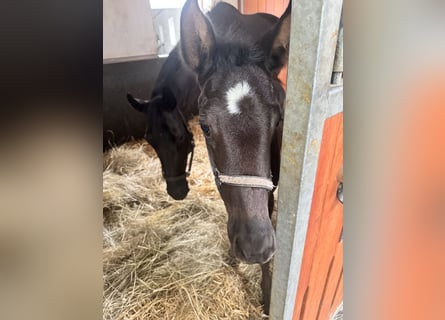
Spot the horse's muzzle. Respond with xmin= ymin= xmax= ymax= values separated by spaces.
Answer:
xmin=166 ymin=179 xmax=189 ymax=200
xmin=231 ymin=228 xmax=276 ymax=265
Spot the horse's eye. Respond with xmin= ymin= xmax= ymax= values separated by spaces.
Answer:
xmin=200 ymin=123 xmax=210 ymax=136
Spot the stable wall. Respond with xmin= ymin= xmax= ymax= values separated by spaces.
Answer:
xmin=103 ymin=58 xmax=166 ymax=150
xmin=103 ymin=0 xmax=158 ymax=62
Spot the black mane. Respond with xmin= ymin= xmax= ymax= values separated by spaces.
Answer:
xmin=212 ymin=42 xmax=265 ymax=67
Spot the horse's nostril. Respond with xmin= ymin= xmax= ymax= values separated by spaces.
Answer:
xmin=232 ymin=236 xmax=252 ymax=262
xmin=232 ymin=233 xmax=275 ymax=264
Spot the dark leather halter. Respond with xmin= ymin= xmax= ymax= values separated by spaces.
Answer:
xmin=163 ymin=108 xmax=195 ymax=183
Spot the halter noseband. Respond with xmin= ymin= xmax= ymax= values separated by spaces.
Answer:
xmin=163 ymin=108 xmax=195 ymax=183
xmin=213 ymin=168 xmax=275 ymax=191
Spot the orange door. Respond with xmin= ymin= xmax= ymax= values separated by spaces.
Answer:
xmin=292 ymin=112 xmax=344 ymax=320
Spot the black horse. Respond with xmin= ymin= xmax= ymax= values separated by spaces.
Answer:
xmin=127 ymin=2 xmax=282 ymax=201
xmin=127 ymin=47 xmax=199 ymax=200
xmin=180 ymin=0 xmax=290 ymax=313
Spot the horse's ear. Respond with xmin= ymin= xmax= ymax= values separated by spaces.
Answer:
xmin=180 ymin=0 xmax=216 ymax=77
xmin=127 ymin=93 xmax=150 ymax=113
xmin=259 ymin=1 xmax=291 ymax=75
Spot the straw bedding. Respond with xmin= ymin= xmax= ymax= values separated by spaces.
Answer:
xmin=103 ymin=118 xmax=267 ymax=319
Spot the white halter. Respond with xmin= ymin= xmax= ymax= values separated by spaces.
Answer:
xmin=213 ymin=168 xmax=275 ymax=191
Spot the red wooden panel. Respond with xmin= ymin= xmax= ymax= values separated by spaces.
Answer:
xmin=243 ymin=0 xmax=257 ymax=14
xmin=331 ymin=270 xmax=343 ymax=317
xmin=304 ymin=116 xmax=343 ymax=320
xmin=243 ymin=0 xmax=289 ymax=16
xmin=272 ymin=0 xmax=289 ymax=17
xmin=292 ymin=113 xmax=344 ymax=320
xmin=266 ymin=1 xmax=275 ymax=14
xmin=257 ymin=0 xmax=266 ymax=13
xmin=318 ymin=241 xmax=343 ymax=318
xmin=274 ymin=0 xmax=283 ymax=16
xmin=292 ymin=114 xmax=342 ymax=319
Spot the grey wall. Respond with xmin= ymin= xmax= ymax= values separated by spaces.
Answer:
xmin=103 ymin=57 xmax=167 ymax=150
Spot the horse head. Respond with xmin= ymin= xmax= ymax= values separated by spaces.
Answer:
xmin=180 ymin=0 xmax=290 ymax=264
xmin=127 ymin=88 xmax=194 ymax=200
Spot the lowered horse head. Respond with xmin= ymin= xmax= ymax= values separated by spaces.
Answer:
xmin=127 ymin=87 xmax=195 ymax=200
xmin=180 ymin=0 xmax=290 ymax=264
xmin=127 ymin=48 xmax=199 ymax=200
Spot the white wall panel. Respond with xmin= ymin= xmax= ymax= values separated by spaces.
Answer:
xmin=103 ymin=0 xmax=158 ymax=62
